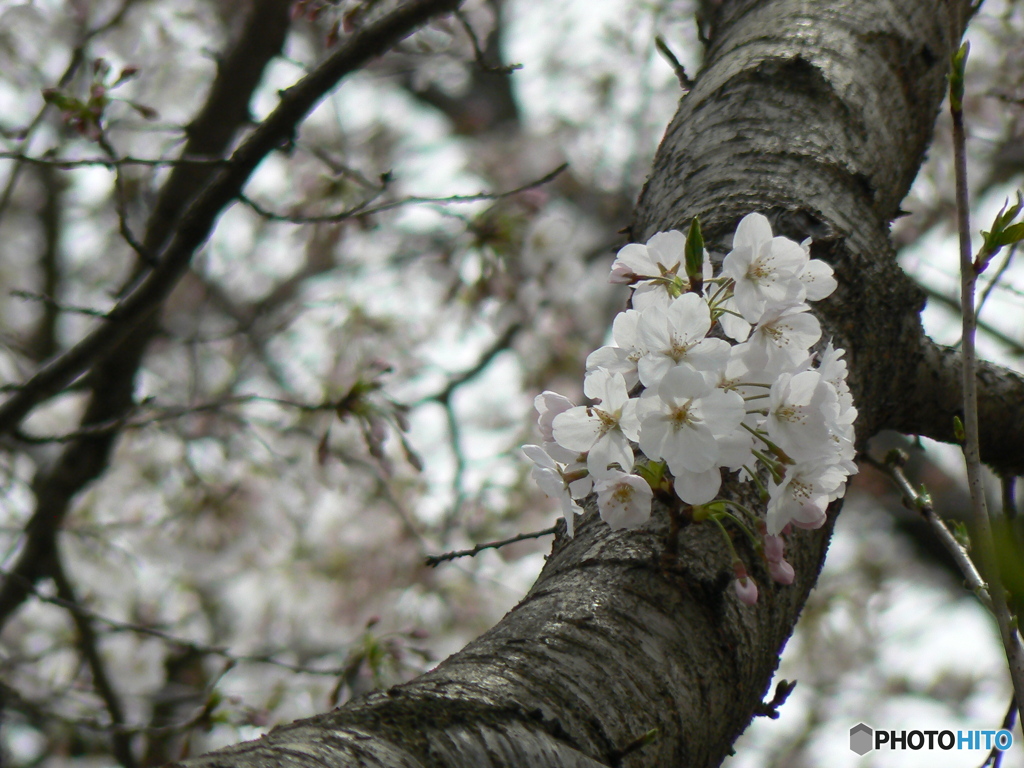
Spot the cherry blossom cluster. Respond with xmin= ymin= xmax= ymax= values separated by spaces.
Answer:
xmin=523 ymin=212 xmax=857 ymax=599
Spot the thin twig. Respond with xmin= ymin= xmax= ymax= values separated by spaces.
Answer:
xmin=425 ymin=526 xmax=557 ymax=567
xmin=864 ymin=452 xmax=993 ymax=612
xmin=49 ymin=556 xmax=137 ymax=768
xmin=977 ymin=243 xmax=1018 ymax=316
xmin=240 ymin=165 xmax=567 ymax=225
xmin=0 ymin=151 xmax=231 ymax=169
xmin=98 ymin=133 xmax=156 ymax=265
xmin=9 ymin=394 xmax=342 ymax=444
xmin=654 ymin=36 xmax=694 ymax=90
xmin=951 ymin=44 xmax=1024 ymax=725
xmin=9 ymin=289 xmax=111 ymax=318
xmin=454 ymin=9 xmax=522 ymax=75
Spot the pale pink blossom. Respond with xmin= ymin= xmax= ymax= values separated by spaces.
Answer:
xmin=722 ymin=213 xmax=807 ymax=322
xmin=552 ymin=371 xmax=639 ymax=479
xmin=636 ymin=293 xmax=730 ymax=386
xmin=595 ymin=470 xmax=654 ymax=530
xmin=637 ymin=366 xmax=744 ymax=475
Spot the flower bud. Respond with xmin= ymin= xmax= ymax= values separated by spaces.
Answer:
xmin=769 ymin=558 xmax=795 ymax=585
xmin=734 ymin=576 xmax=759 ymax=606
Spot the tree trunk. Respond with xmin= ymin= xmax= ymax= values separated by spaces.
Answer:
xmin=174 ymin=0 xmax=1002 ymax=766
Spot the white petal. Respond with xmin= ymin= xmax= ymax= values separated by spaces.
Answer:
xmin=552 ymin=407 xmax=603 ymax=452
xmin=523 ymin=444 xmax=556 ymax=470
xmin=801 ymin=259 xmax=837 ymax=300
xmin=588 ymin=431 xmax=635 ymax=478
xmin=673 ymin=467 xmax=722 ymax=505
xmin=732 ymin=212 xmax=773 ymax=250
xmin=596 ymin=472 xmax=653 ymax=529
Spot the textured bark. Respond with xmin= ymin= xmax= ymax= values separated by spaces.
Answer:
xmin=171 ymin=1 xmax=1002 ymax=767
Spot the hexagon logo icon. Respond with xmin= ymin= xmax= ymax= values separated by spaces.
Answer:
xmin=850 ymin=723 xmax=873 ymax=755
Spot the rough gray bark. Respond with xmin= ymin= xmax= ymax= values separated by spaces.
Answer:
xmin=172 ymin=0 xmax=1016 ymax=766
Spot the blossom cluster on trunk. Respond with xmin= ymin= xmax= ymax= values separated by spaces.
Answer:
xmin=524 ymin=213 xmax=857 ymax=603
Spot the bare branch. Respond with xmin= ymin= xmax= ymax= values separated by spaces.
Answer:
xmin=425 ymin=526 xmax=557 ymax=567
xmin=49 ymin=556 xmax=137 ymax=768
xmin=0 ymin=151 xmax=231 ymax=169
xmin=240 ymin=163 xmax=568 ymax=224
xmin=0 ymin=0 xmax=464 ymax=435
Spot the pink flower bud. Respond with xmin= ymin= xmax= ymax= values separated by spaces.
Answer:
xmin=734 ymin=576 xmax=759 ymax=606
xmin=764 ymin=534 xmax=785 ymax=564
xmin=769 ymin=558 xmax=795 ymax=585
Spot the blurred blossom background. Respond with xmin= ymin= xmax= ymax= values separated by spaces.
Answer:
xmin=0 ymin=0 xmax=1023 ymax=765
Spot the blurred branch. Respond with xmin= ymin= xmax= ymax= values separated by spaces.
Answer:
xmin=920 ymin=282 xmax=1024 ymax=355
xmin=0 ymin=0 xmax=296 ymax=632
xmin=0 ymin=665 xmax=229 ymax=739
xmin=0 ymin=151 xmax=231 ymax=169
xmin=239 ymin=163 xmax=568 ymax=224
xmin=417 ymin=321 xmax=523 ymax=406
xmin=0 ymin=566 xmax=358 ymax=678
xmin=25 ymin=165 xmax=65 ymax=362
xmin=454 ymin=8 xmax=521 ymax=74
xmin=0 ymin=0 xmax=464 ymax=437
xmin=0 ymin=0 xmax=138 ymax=224
xmin=48 ymin=555 xmax=137 ymax=768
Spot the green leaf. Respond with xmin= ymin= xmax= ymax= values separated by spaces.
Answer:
xmin=953 ymin=414 xmax=965 ymax=443
xmin=949 ymin=41 xmax=969 ymax=112
xmin=978 ymin=191 xmax=1024 ymax=270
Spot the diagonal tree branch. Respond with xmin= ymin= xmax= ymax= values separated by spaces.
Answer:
xmin=0 ymin=0 xmax=464 ymax=437
xmin=49 ymin=554 xmax=138 ymax=768
xmin=0 ymin=0 xmax=465 ymax=632
xmin=0 ymin=0 xmax=295 ymax=629
xmin=167 ymin=1 xmax=983 ymax=766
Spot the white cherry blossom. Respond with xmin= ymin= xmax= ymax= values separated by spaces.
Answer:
xmin=722 ymin=212 xmax=807 ymax=322
xmin=636 ymin=293 xmax=730 ymax=386
xmin=637 ymin=366 xmax=744 ymax=475
xmin=552 ymin=371 xmax=639 ymax=478
xmin=595 ymin=470 xmax=654 ymax=529
xmin=586 ymin=309 xmax=643 ymax=390
xmin=672 ymin=465 xmax=724 ymax=505
xmin=523 ymin=444 xmax=589 ymax=536
xmin=766 ymin=459 xmax=847 ymax=534
xmin=526 ymin=216 xmax=855 ymax=553
xmin=534 ymin=391 xmax=574 ymax=443
xmin=743 ymin=305 xmax=821 ymax=370
xmin=608 ymin=231 xmax=713 ymax=311
xmin=800 ymin=258 xmax=838 ymax=301
xmin=766 ymin=370 xmax=834 ymax=462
